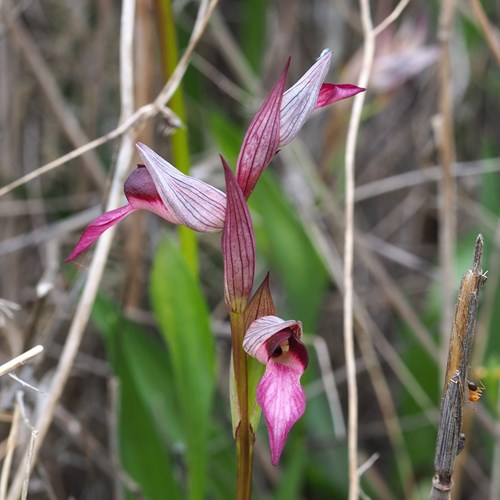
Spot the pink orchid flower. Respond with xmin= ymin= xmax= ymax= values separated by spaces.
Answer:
xmin=243 ymin=315 xmax=308 ymax=465
xmin=67 ymin=50 xmax=363 ymax=261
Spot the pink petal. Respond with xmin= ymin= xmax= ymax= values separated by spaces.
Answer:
xmin=257 ymin=357 xmax=306 ymax=465
xmin=66 ymin=204 xmax=134 ymax=262
xmin=221 ymin=156 xmax=255 ymax=313
xmin=315 ymin=83 xmax=366 ymax=109
xmin=236 ymin=61 xmax=289 ymax=199
xmin=279 ymin=49 xmax=332 ymax=146
xmin=136 ymin=142 xmax=226 ymax=232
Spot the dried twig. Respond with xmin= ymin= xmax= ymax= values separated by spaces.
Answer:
xmin=430 ymin=235 xmax=486 ymax=499
xmin=0 ymin=346 xmax=43 ymax=378
xmin=15 ymin=391 xmax=38 ymax=500
xmin=0 ymin=400 xmax=19 ymax=499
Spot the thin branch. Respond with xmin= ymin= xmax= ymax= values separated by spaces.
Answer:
xmin=0 ymin=346 xmax=43 ymax=377
xmin=354 ymin=157 xmax=500 ymax=202
xmin=344 ymin=1 xmax=374 ymax=497
xmin=373 ymin=0 xmax=411 ymax=37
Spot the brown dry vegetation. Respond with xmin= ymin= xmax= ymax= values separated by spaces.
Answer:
xmin=1 ymin=0 xmax=500 ymax=498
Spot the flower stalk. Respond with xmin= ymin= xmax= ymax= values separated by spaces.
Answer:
xmin=229 ymin=311 xmax=254 ymax=500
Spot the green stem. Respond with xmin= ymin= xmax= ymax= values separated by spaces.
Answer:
xmin=155 ymin=0 xmax=198 ymax=277
xmin=229 ymin=311 xmax=253 ymax=500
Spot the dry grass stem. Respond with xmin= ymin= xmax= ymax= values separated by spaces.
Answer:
xmin=470 ymin=0 xmax=500 ymax=65
xmin=15 ymin=391 xmax=38 ymax=500
xmin=372 ymin=0 xmax=411 ymax=37
xmin=344 ymin=2 xmax=374 ymax=496
xmin=354 ymin=157 xmax=500 ymax=202
xmin=437 ymin=0 xmax=458 ymax=375
xmin=0 ymin=346 xmax=43 ymax=378
xmin=430 ymin=235 xmax=486 ymax=499
xmin=308 ymin=335 xmax=346 ymax=439
xmin=0 ymin=400 xmax=19 ymax=499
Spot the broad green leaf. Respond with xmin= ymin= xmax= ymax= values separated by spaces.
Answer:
xmin=150 ymin=234 xmax=216 ymax=500
xmin=92 ymin=296 xmax=182 ymax=499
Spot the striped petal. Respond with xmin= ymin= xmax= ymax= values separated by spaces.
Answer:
xmin=236 ymin=61 xmax=289 ymax=199
xmin=137 ymin=142 xmax=226 ymax=232
xmin=279 ymin=49 xmax=332 ymax=146
xmin=222 ymin=156 xmax=255 ymax=313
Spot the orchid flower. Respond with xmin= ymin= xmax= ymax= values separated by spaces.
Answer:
xmin=243 ymin=315 xmax=308 ymax=465
xmin=67 ymin=50 xmax=363 ymax=262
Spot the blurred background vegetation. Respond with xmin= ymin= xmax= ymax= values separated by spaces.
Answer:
xmin=0 ymin=0 xmax=499 ymax=498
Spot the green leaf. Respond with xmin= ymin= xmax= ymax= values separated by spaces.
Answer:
xmin=150 ymin=233 xmax=216 ymax=500
xmin=92 ymin=296 xmax=182 ymax=500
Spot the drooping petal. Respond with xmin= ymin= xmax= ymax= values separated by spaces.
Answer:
xmin=221 ymin=156 xmax=256 ymax=313
xmin=66 ymin=165 xmax=179 ymax=262
xmin=315 ymin=83 xmax=366 ymax=109
xmin=66 ymin=204 xmax=134 ymax=262
xmin=236 ymin=61 xmax=289 ymax=199
xmin=243 ymin=315 xmax=309 ymax=464
xmin=279 ymin=49 xmax=332 ymax=146
xmin=137 ymin=142 xmax=226 ymax=232
xmin=257 ymin=359 xmax=306 ymax=465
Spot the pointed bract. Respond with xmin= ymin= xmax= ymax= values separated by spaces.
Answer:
xmin=244 ymin=273 xmax=276 ymax=330
xmin=236 ymin=61 xmax=289 ymax=200
xmin=221 ymin=157 xmax=256 ymax=313
xmin=243 ymin=315 xmax=308 ymax=465
xmin=315 ymin=83 xmax=366 ymax=109
xmin=279 ymin=49 xmax=332 ymax=146
xmin=137 ymin=142 xmax=226 ymax=232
